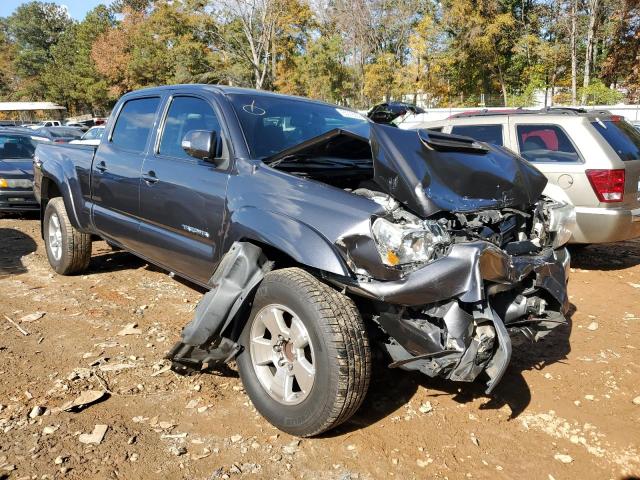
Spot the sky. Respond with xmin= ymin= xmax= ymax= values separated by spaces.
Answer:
xmin=0 ymin=0 xmax=113 ymax=20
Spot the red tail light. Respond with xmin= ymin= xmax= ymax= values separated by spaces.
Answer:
xmin=54 ymin=139 xmax=66 ymax=144
xmin=586 ymin=169 xmax=625 ymax=202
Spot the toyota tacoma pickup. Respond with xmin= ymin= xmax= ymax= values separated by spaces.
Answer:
xmin=34 ymin=85 xmax=573 ymax=437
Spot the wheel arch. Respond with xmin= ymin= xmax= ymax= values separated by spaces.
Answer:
xmin=225 ymin=207 xmax=352 ymax=278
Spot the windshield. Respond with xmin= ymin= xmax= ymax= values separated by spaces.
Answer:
xmin=592 ymin=118 xmax=640 ymax=161
xmin=0 ymin=134 xmax=36 ymax=159
xmin=227 ymin=93 xmax=367 ymax=159
xmin=82 ymin=127 xmax=104 ymax=140
xmin=45 ymin=128 xmax=83 ymax=139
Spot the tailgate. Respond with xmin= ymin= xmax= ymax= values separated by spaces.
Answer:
xmin=624 ymin=160 xmax=640 ymax=209
xmin=590 ymin=118 xmax=640 ymax=209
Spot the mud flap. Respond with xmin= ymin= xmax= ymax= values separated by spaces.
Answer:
xmin=167 ymin=242 xmax=273 ymax=373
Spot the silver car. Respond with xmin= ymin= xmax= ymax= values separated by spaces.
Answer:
xmin=404 ymin=109 xmax=640 ymax=244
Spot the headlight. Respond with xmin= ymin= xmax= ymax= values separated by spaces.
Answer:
xmin=371 ymin=217 xmax=451 ymax=267
xmin=0 ymin=178 xmax=33 ymax=189
xmin=547 ymin=202 xmax=576 ymax=248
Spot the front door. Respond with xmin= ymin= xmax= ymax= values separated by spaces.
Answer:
xmin=91 ymin=96 xmax=162 ymax=250
xmin=137 ymin=94 xmax=230 ymax=285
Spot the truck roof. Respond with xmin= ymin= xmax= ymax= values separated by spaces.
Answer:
xmin=120 ymin=84 xmax=335 ymax=104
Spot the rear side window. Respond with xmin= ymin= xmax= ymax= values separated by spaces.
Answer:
xmin=451 ymin=124 xmax=503 ymax=146
xmin=591 ymin=119 xmax=640 ymax=161
xmin=111 ymin=97 xmax=160 ymax=152
xmin=516 ymin=124 xmax=580 ymax=163
xmin=159 ymin=96 xmax=221 ymax=159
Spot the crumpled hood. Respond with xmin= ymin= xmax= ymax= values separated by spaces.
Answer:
xmin=369 ymin=123 xmax=548 ymax=217
xmin=0 ymin=159 xmax=34 ymax=179
xmin=266 ymin=122 xmax=548 ymax=218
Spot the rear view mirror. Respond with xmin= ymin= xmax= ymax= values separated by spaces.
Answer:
xmin=181 ymin=130 xmax=221 ymax=164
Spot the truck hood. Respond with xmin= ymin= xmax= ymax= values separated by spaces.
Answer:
xmin=0 ymin=159 xmax=34 ymax=179
xmin=266 ymin=122 xmax=548 ymax=217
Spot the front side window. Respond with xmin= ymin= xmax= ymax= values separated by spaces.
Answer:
xmin=591 ymin=118 xmax=640 ymax=161
xmin=516 ymin=124 xmax=580 ymax=163
xmin=451 ymin=124 xmax=503 ymax=146
xmin=111 ymin=97 xmax=161 ymax=152
xmin=228 ymin=94 xmax=368 ymax=159
xmin=159 ymin=97 xmax=221 ymax=159
xmin=0 ymin=134 xmax=36 ymax=159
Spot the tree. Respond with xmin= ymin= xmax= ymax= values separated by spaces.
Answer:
xmin=43 ymin=6 xmax=115 ymax=114
xmin=581 ymin=0 xmax=601 ymax=104
xmin=5 ymin=1 xmax=72 ymax=99
xmin=0 ymin=20 xmax=17 ymax=99
xmin=213 ymin=0 xmax=285 ymax=89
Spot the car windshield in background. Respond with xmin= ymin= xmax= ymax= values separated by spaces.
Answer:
xmin=0 ymin=134 xmax=36 ymax=159
xmin=40 ymin=127 xmax=84 ymax=139
xmin=82 ymin=127 xmax=105 ymax=140
xmin=227 ymin=94 xmax=368 ymax=159
xmin=591 ymin=119 xmax=640 ymax=161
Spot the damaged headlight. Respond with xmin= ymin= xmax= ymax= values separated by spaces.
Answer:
xmin=547 ymin=202 xmax=576 ymax=248
xmin=371 ymin=217 xmax=451 ymax=267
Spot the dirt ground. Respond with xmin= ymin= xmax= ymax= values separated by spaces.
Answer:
xmin=1 ymin=213 xmax=639 ymax=480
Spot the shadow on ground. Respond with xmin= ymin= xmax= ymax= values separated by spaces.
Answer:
xmin=326 ymin=303 xmax=575 ymax=436
xmin=0 ymin=227 xmax=37 ymax=276
xmin=570 ymin=239 xmax=640 ymax=271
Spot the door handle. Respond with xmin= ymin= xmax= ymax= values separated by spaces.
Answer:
xmin=96 ymin=161 xmax=107 ymax=173
xmin=142 ymin=171 xmax=159 ymax=184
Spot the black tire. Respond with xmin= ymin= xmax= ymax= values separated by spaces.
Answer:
xmin=43 ymin=197 xmax=91 ymax=275
xmin=237 ymin=268 xmax=371 ymax=437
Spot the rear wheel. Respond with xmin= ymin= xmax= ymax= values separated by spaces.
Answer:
xmin=44 ymin=197 xmax=91 ymax=275
xmin=237 ymin=268 xmax=371 ymax=437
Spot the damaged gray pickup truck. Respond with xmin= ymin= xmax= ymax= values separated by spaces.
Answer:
xmin=33 ymin=85 xmax=573 ymax=436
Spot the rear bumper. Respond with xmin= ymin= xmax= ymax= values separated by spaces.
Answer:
xmin=571 ymin=206 xmax=640 ymax=244
xmin=0 ymin=190 xmax=39 ymax=212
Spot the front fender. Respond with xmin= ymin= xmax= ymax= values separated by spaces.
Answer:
xmin=226 ymin=207 xmax=351 ymax=276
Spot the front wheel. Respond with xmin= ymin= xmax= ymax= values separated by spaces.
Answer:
xmin=44 ymin=197 xmax=91 ymax=275
xmin=237 ymin=268 xmax=371 ymax=437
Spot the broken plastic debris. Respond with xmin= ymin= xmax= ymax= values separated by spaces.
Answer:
xmin=117 ymin=323 xmax=142 ymax=336
xmin=19 ymin=312 xmax=46 ymax=322
xmin=60 ymin=390 xmax=106 ymax=412
xmin=79 ymin=424 xmax=108 ymax=445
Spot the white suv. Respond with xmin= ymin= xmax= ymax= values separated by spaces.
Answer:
xmin=403 ymin=109 xmax=640 ymax=244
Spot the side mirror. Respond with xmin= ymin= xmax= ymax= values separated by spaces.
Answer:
xmin=181 ymin=130 xmax=222 ymax=164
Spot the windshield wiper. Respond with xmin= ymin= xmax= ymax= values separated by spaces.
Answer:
xmin=266 ymin=153 xmax=309 ymax=168
xmin=268 ymin=155 xmax=366 ymax=169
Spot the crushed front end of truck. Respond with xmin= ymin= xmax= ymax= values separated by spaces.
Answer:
xmin=170 ymin=122 xmax=573 ymax=395
xmin=327 ymin=126 xmax=574 ymax=393
xmin=331 ymin=201 xmax=572 ymax=392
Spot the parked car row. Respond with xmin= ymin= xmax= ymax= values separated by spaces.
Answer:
xmin=0 ymin=125 xmax=105 ymax=214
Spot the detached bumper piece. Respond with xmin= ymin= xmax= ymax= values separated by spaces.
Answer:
xmin=167 ymin=242 xmax=272 ymax=374
xmin=365 ymin=243 xmax=570 ymax=393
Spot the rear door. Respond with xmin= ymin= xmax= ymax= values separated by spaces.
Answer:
xmin=590 ymin=118 xmax=640 ymax=211
xmin=91 ymin=96 xmax=162 ymax=250
xmin=137 ymin=93 xmax=230 ymax=284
